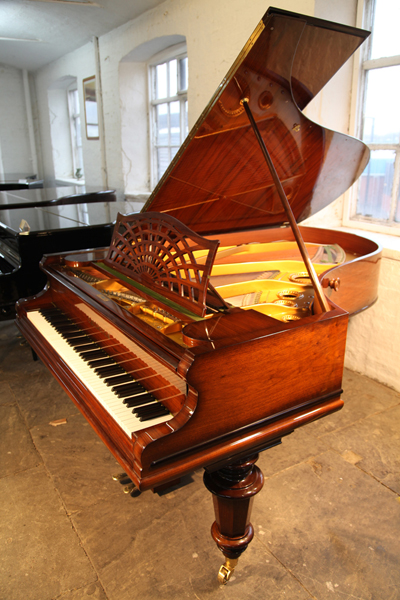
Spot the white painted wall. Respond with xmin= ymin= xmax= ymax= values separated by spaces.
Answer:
xmin=34 ymin=39 xmax=102 ymax=186
xmin=119 ymin=61 xmax=149 ymax=194
xmin=0 ymin=63 xmax=32 ymax=177
xmin=344 ymin=242 xmax=400 ymax=392
xmin=47 ymin=80 xmax=75 ymax=180
xmin=98 ymin=0 xmax=314 ymax=194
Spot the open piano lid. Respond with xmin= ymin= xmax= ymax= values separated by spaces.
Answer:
xmin=143 ymin=7 xmax=370 ymax=236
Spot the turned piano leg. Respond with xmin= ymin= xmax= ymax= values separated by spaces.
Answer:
xmin=203 ymin=454 xmax=264 ymax=584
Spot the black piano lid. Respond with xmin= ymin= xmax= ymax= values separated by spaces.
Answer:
xmin=0 ymin=186 xmax=116 ymax=210
xmin=144 ymin=7 xmax=370 ymax=236
xmin=0 ymin=201 xmax=122 ymax=235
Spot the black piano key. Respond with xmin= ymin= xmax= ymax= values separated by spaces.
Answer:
xmin=55 ymin=324 xmax=79 ymax=331
xmin=135 ymin=406 xmax=170 ymax=421
xmin=38 ymin=306 xmax=174 ymax=427
xmin=44 ymin=315 xmax=70 ymax=323
xmin=40 ymin=308 xmax=61 ymax=315
xmin=104 ymin=373 xmax=134 ymax=386
xmin=61 ymin=331 xmax=87 ymax=340
xmin=133 ymin=406 xmax=160 ymax=418
xmin=137 ymin=409 xmax=170 ymax=421
xmin=75 ymin=342 xmax=99 ymax=352
xmin=60 ymin=330 xmax=84 ymax=338
xmin=42 ymin=318 xmax=67 ymax=326
xmin=113 ymin=382 xmax=146 ymax=397
xmin=68 ymin=337 xmax=94 ymax=347
xmin=134 ymin=401 xmax=164 ymax=414
xmin=123 ymin=394 xmax=155 ymax=407
xmin=80 ymin=349 xmax=108 ymax=360
xmin=138 ymin=410 xmax=169 ymax=422
xmin=95 ymin=365 xmax=125 ymax=377
xmin=87 ymin=357 xmax=116 ymax=368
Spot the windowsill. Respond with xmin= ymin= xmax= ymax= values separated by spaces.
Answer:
xmin=334 ymin=225 xmax=400 ymax=260
xmin=124 ymin=190 xmax=151 ymax=200
xmin=55 ymin=178 xmax=86 ymax=186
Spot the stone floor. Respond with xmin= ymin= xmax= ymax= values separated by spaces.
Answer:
xmin=0 ymin=318 xmax=399 ymax=600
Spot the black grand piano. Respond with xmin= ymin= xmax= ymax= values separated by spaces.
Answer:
xmin=0 ymin=187 xmax=118 ymax=319
xmin=16 ymin=7 xmax=381 ymax=585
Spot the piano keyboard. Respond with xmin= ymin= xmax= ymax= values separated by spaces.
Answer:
xmin=27 ymin=307 xmax=184 ymax=437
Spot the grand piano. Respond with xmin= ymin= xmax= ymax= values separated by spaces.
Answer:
xmin=0 ymin=175 xmax=43 ymax=190
xmin=0 ymin=187 xmax=117 ymax=320
xmin=16 ymin=7 xmax=381 ymax=585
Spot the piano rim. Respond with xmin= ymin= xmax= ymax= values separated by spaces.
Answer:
xmin=15 ymin=298 xmax=346 ymax=492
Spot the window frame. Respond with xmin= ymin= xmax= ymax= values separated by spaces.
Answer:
xmin=67 ymin=83 xmax=84 ymax=180
xmin=148 ymin=43 xmax=188 ymax=189
xmin=344 ymin=0 xmax=400 ymax=236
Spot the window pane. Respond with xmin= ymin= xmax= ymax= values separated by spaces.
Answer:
xmin=156 ymin=103 xmax=168 ymax=145
xmin=169 ymin=59 xmax=177 ymax=97
xmin=170 ymin=101 xmax=180 ymax=145
xmin=180 ymin=57 xmax=188 ymax=91
xmin=357 ymin=149 xmax=395 ymax=220
xmin=370 ymin=0 xmax=400 ymax=59
xmin=150 ymin=53 xmax=188 ymax=185
xmin=87 ymin=125 xmax=99 ymax=138
xmin=171 ymin=147 xmax=179 ymax=160
xmin=155 ymin=63 xmax=167 ymax=99
xmin=184 ymin=100 xmax=188 ymax=136
xmin=157 ymin=147 xmax=170 ymax=180
xmin=362 ymin=66 xmax=400 ymax=144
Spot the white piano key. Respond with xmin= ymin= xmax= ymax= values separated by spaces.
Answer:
xmin=27 ymin=310 xmax=178 ymax=437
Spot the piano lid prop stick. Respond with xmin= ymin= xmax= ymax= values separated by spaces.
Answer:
xmin=240 ymin=97 xmax=330 ymax=314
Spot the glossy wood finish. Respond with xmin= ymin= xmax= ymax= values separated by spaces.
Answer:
xmin=16 ymin=247 xmax=348 ymax=490
xmin=104 ymin=212 xmax=221 ymax=317
xmin=14 ymin=7 xmax=378 ymax=583
xmin=14 ymin=216 xmax=380 ymax=579
xmin=204 ymin=455 xmax=264 ymax=567
xmin=144 ymin=9 xmax=369 ymax=235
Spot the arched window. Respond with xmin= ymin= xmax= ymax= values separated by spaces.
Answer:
xmin=148 ymin=44 xmax=188 ymax=185
xmin=119 ymin=36 xmax=187 ymax=199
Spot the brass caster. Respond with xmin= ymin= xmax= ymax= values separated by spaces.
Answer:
xmin=112 ymin=472 xmax=127 ymax=481
xmin=123 ymin=482 xmax=136 ymax=494
xmin=217 ymin=557 xmax=238 ymax=585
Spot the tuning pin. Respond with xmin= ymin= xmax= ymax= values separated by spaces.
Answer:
xmin=112 ymin=472 xmax=128 ymax=481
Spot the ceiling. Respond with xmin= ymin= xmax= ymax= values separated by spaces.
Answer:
xmin=0 ymin=0 xmax=167 ymax=72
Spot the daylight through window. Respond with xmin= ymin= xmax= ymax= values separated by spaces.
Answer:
xmin=68 ymin=85 xmax=84 ymax=180
xmin=149 ymin=49 xmax=188 ymax=185
xmin=354 ymin=0 xmax=400 ymax=229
